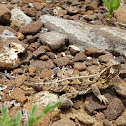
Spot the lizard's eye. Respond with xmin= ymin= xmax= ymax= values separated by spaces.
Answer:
xmin=89 ymin=78 xmax=94 ymax=81
xmin=115 ymin=65 xmax=120 ymax=69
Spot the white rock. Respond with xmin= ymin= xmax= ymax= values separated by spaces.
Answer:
xmin=69 ymin=45 xmax=80 ymax=52
xmin=0 ymin=42 xmax=25 ymax=64
xmin=11 ymin=8 xmax=32 ymax=26
xmin=69 ymin=45 xmax=80 ymax=54
xmin=28 ymin=91 xmax=59 ymax=106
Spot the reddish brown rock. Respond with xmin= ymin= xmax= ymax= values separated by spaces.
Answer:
xmin=14 ymin=75 xmax=28 ymax=87
xmin=83 ymin=15 xmax=97 ymax=21
xmin=114 ymin=5 xmax=126 ymax=24
xmin=33 ymin=46 xmax=46 ymax=57
xmin=71 ymin=14 xmax=80 ymax=21
xmin=98 ymin=53 xmax=114 ymax=63
xmin=19 ymin=21 xmax=43 ymax=35
xmin=53 ymin=57 xmax=70 ymax=67
xmin=51 ymin=118 xmax=76 ymax=126
xmin=73 ymin=62 xmax=86 ymax=71
xmin=85 ymin=10 xmax=94 ymax=15
xmin=86 ymin=4 xmax=97 ymax=11
xmin=85 ymin=48 xmax=106 ymax=57
xmin=1 ymin=95 xmax=12 ymax=102
xmin=28 ymin=43 xmax=38 ymax=52
xmin=39 ymin=69 xmax=52 ymax=79
xmin=4 ymin=4 xmax=14 ymax=11
xmin=40 ymin=46 xmax=51 ymax=52
xmin=112 ymin=76 xmax=126 ymax=97
xmin=21 ymin=7 xmax=37 ymax=17
xmin=73 ymin=52 xmax=87 ymax=62
xmin=46 ymin=52 xmax=56 ymax=60
xmin=30 ymin=59 xmax=55 ymax=72
xmin=13 ymin=68 xmax=24 ymax=74
xmin=33 ymin=2 xmax=44 ymax=11
xmin=53 ymin=8 xmax=67 ymax=17
xmin=39 ymin=31 xmax=68 ymax=50
xmin=115 ymin=109 xmax=126 ymax=126
xmin=40 ymin=55 xmax=49 ymax=61
xmin=14 ymin=32 xmax=24 ymax=40
xmin=29 ymin=67 xmax=36 ymax=74
xmin=10 ymin=88 xmax=27 ymax=103
xmin=63 ymin=5 xmax=80 ymax=14
xmin=103 ymin=98 xmax=125 ymax=120
xmin=85 ymin=93 xmax=106 ymax=113
xmin=26 ymin=35 xmax=34 ymax=44
xmin=56 ymin=53 xmax=63 ymax=58
xmin=0 ymin=4 xmax=11 ymax=24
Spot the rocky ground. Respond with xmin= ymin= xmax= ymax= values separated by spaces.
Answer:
xmin=0 ymin=0 xmax=126 ymax=126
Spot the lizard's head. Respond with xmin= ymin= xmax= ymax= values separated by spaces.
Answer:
xmin=106 ymin=60 xmax=121 ymax=79
xmin=101 ymin=60 xmax=121 ymax=79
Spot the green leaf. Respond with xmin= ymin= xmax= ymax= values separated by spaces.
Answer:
xmin=110 ymin=0 xmax=120 ymax=11
xmin=0 ymin=102 xmax=22 ymax=126
xmin=102 ymin=0 xmax=121 ymax=20
xmin=36 ymin=99 xmax=66 ymax=122
xmin=15 ymin=111 xmax=22 ymax=126
xmin=27 ymin=104 xmax=38 ymax=126
xmin=31 ymin=104 xmax=38 ymax=117
xmin=102 ymin=0 xmax=110 ymax=10
xmin=27 ymin=99 xmax=66 ymax=126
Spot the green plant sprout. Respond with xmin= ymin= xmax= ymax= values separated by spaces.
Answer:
xmin=0 ymin=102 xmax=22 ymax=126
xmin=0 ymin=99 xmax=65 ymax=126
xmin=102 ymin=0 xmax=121 ymax=20
xmin=27 ymin=99 xmax=65 ymax=126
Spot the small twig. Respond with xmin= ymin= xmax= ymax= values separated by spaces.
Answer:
xmin=33 ymin=67 xmax=107 ymax=85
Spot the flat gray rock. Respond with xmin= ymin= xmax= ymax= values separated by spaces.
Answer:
xmin=39 ymin=15 xmax=126 ymax=55
xmin=39 ymin=31 xmax=68 ymax=50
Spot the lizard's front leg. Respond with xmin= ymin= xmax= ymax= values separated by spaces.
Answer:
xmin=91 ymin=84 xmax=108 ymax=104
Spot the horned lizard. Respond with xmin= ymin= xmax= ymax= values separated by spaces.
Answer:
xmin=33 ymin=59 xmax=121 ymax=105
